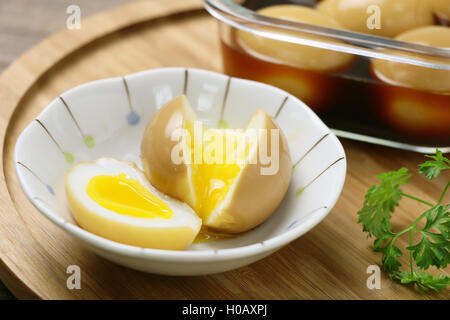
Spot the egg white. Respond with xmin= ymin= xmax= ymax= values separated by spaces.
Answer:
xmin=65 ymin=158 xmax=201 ymax=248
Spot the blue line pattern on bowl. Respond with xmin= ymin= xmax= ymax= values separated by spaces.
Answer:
xmin=123 ymin=77 xmax=140 ymax=126
xmin=46 ymin=184 xmax=55 ymax=195
xmin=287 ymin=220 xmax=298 ymax=230
xmin=17 ymin=162 xmax=55 ymax=196
xmin=127 ymin=111 xmax=140 ymax=126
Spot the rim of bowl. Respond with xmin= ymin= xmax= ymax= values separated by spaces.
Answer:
xmin=14 ymin=67 xmax=347 ymax=263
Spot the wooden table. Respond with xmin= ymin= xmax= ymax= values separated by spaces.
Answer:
xmin=0 ymin=0 xmax=448 ymax=300
xmin=0 ymin=0 xmax=140 ymax=300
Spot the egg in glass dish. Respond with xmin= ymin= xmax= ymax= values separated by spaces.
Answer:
xmin=429 ymin=0 xmax=450 ymax=23
xmin=225 ymin=5 xmax=354 ymax=113
xmin=317 ymin=0 xmax=434 ymax=38
xmin=371 ymin=26 xmax=450 ymax=138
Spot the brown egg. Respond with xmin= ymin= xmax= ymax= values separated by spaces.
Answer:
xmin=430 ymin=0 xmax=450 ymax=21
xmin=317 ymin=0 xmax=434 ymax=38
xmin=221 ymin=41 xmax=340 ymax=113
xmin=372 ymin=26 xmax=450 ymax=93
xmin=141 ymin=95 xmax=292 ymax=233
xmin=371 ymin=26 xmax=450 ymax=138
xmin=237 ymin=5 xmax=354 ymax=72
xmin=374 ymin=85 xmax=450 ymax=138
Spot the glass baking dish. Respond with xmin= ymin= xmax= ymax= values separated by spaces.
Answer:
xmin=204 ymin=0 xmax=450 ymax=153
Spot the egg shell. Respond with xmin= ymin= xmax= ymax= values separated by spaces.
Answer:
xmin=141 ymin=95 xmax=197 ymax=209
xmin=206 ymin=110 xmax=292 ymax=233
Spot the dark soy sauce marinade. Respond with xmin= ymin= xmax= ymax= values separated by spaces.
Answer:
xmin=220 ymin=0 xmax=450 ymax=148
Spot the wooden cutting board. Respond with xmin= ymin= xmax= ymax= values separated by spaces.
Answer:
xmin=0 ymin=0 xmax=448 ymax=299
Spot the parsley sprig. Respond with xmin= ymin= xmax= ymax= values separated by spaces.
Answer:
xmin=358 ymin=150 xmax=450 ymax=291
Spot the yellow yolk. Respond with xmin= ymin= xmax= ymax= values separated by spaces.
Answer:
xmin=192 ymin=162 xmax=241 ymax=220
xmin=186 ymin=125 xmax=252 ymax=221
xmin=86 ymin=173 xmax=173 ymax=219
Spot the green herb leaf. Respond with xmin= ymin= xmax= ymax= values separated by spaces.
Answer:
xmin=373 ymin=233 xmax=394 ymax=252
xmin=358 ymin=151 xmax=449 ymax=291
xmin=418 ymin=150 xmax=450 ymax=179
xmin=381 ymin=240 xmax=403 ymax=275
xmin=407 ymin=230 xmax=449 ymax=270
xmin=395 ymin=269 xmax=450 ymax=291
xmin=357 ymin=168 xmax=410 ymax=238
xmin=424 ymin=204 xmax=450 ymax=238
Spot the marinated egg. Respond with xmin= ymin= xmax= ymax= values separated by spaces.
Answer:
xmin=374 ymin=86 xmax=450 ymax=138
xmin=371 ymin=26 xmax=450 ymax=137
xmin=237 ymin=5 xmax=354 ymax=72
xmin=317 ymin=0 xmax=434 ymax=38
xmin=372 ymin=26 xmax=450 ymax=93
xmin=65 ymin=158 xmax=201 ymax=250
xmin=221 ymin=41 xmax=342 ymax=113
xmin=429 ymin=0 xmax=450 ymax=22
xmin=141 ymin=95 xmax=292 ymax=233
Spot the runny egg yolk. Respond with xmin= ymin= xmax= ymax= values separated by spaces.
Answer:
xmin=187 ymin=125 xmax=252 ymax=221
xmin=86 ymin=173 xmax=173 ymax=219
xmin=192 ymin=162 xmax=241 ymax=220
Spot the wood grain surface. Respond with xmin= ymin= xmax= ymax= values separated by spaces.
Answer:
xmin=0 ymin=0 xmax=449 ymax=300
xmin=0 ymin=0 xmax=143 ymax=300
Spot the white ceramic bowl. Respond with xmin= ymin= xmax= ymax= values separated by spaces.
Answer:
xmin=15 ymin=68 xmax=346 ymax=275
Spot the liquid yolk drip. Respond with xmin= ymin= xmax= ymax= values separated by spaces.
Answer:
xmin=193 ymin=226 xmax=240 ymax=243
xmin=192 ymin=162 xmax=241 ymax=220
xmin=86 ymin=173 xmax=173 ymax=219
xmin=187 ymin=125 xmax=250 ymax=221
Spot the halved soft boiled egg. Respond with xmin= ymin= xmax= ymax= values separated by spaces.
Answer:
xmin=65 ymin=158 xmax=201 ymax=250
xmin=141 ymin=95 xmax=292 ymax=233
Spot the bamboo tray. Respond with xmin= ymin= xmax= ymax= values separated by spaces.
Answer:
xmin=0 ymin=0 xmax=448 ymax=299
